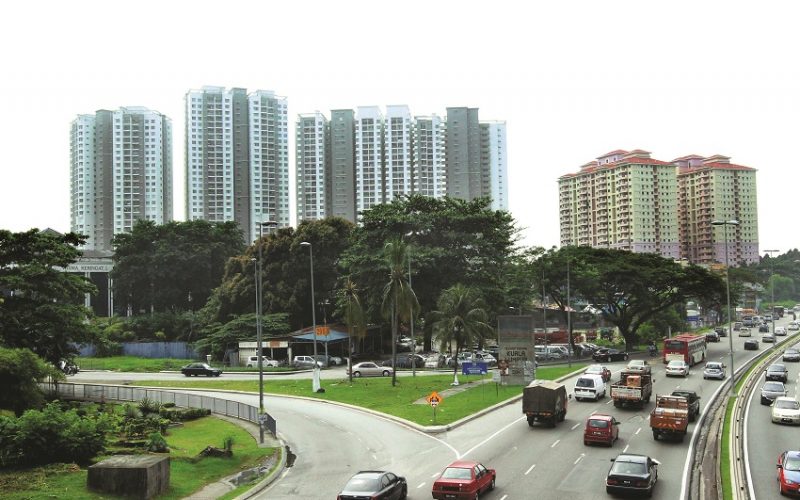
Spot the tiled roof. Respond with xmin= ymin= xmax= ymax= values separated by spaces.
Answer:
xmin=597 ymin=149 xmax=628 ymax=158
xmin=677 ymin=162 xmax=756 ymax=175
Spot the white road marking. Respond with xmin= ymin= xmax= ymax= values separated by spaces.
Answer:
xmin=551 ymin=439 xmax=561 ymax=448
xmin=623 ymin=444 xmax=630 ymax=452
xmin=459 ymin=416 xmax=526 ymax=458
xmin=431 ymin=472 xmax=440 ymax=478
xmin=500 ymin=496 xmax=508 ymax=500
xmin=372 ymin=454 xmax=377 ymax=461
xmin=635 ymin=427 xmax=641 ymax=435
xmin=571 ymin=422 xmax=581 ymax=430
xmin=574 ymin=453 xmax=585 ymax=465
xmin=606 ymin=399 xmax=613 ymax=405
xmin=525 ymin=464 xmax=536 ymax=475
xmin=417 ymin=482 xmax=426 ymax=489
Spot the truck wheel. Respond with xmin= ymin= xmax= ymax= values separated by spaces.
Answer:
xmin=679 ymin=433 xmax=685 ymax=443
xmin=558 ymin=411 xmax=566 ymax=422
xmin=653 ymin=430 xmax=659 ymax=440
xmin=613 ymin=400 xmax=621 ymax=408
xmin=527 ymin=417 xmax=535 ymax=427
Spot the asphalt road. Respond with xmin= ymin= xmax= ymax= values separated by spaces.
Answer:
xmin=73 ymin=320 xmax=797 ymax=499
xmin=742 ymin=317 xmax=800 ymax=499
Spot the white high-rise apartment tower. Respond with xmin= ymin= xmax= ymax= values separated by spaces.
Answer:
xmin=295 ymin=112 xmax=328 ymax=221
xmin=384 ymin=105 xmax=413 ymax=201
xmin=413 ymin=115 xmax=446 ymax=199
xmin=185 ymin=86 xmax=288 ymax=242
xmin=482 ymin=121 xmax=508 ymax=211
xmin=70 ymin=107 xmax=173 ymax=251
xmin=355 ymin=106 xmax=384 ymax=213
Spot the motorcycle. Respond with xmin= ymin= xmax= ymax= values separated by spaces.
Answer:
xmin=647 ymin=345 xmax=658 ymax=357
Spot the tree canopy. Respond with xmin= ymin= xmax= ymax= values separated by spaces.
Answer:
xmin=111 ymin=220 xmax=245 ymax=314
xmin=0 ymin=229 xmax=96 ymax=364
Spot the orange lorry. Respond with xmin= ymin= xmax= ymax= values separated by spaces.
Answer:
xmin=650 ymin=394 xmax=690 ymax=441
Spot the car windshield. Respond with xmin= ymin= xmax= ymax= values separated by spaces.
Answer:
xmin=441 ymin=467 xmax=472 ymax=480
xmin=764 ymin=382 xmax=785 ymax=392
xmin=668 ymin=361 xmax=684 ymax=368
xmin=588 ymin=419 xmax=609 ymax=428
xmin=769 ymin=365 xmax=786 ymax=372
xmin=787 ymin=350 xmax=799 ymax=355
xmin=706 ymin=363 xmax=722 ymax=370
xmin=611 ymin=460 xmax=647 ymax=475
xmin=776 ymin=400 xmax=800 ymax=410
xmin=344 ymin=476 xmax=380 ymax=492
xmin=786 ymin=457 xmax=800 ymax=472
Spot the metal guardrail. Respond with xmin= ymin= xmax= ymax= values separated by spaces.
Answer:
xmin=42 ymin=382 xmax=277 ymax=438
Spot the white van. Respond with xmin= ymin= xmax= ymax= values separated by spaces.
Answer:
xmin=574 ymin=374 xmax=606 ymax=401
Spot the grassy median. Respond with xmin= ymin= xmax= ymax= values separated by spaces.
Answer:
xmin=135 ymin=364 xmax=587 ymax=426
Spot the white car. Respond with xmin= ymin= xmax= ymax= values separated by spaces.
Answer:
xmin=776 ymin=326 xmax=787 ymax=336
xmin=772 ymin=397 xmax=800 ymax=424
xmin=347 ymin=361 xmax=393 ymax=378
xmin=626 ymin=359 xmax=651 ymax=373
xmin=665 ymin=360 xmax=690 ymax=377
xmin=703 ymin=361 xmax=726 ymax=380
xmin=788 ymin=322 xmax=800 ymax=331
xmin=245 ymin=355 xmax=280 ymax=368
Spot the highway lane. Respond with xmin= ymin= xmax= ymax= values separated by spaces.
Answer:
xmin=742 ymin=316 xmax=800 ymax=499
xmin=72 ymin=322 xmax=796 ymax=499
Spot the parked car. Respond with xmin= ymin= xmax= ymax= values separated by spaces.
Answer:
xmin=180 ymin=362 xmax=222 ymax=377
xmin=382 ymin=354 xmax=425 ymax=369
xmin=783 ymin=348 xmax=800 ymax=362
xmin=337 ymin=470 xmax=407 ymax=500
xmin=772 ymin=397 xmax=800 ymax=425
xmin=705 ymin=331 xmax=720 ymax=342
xmin=292 ymin=355 xmax=324 ymax=369
xmin=583 ymin=413 xmax=619 ymax=447
xmin=534 ymin=345 xmax=564 ymax=360
xmin=761 ymin=381 xmax=788 ymax=405
xmin=703 ymin=361 xmax=726 ymax=380
xmin=348 ymin=362 xmax=393 ymax=378
xmin=605 ymin=454 xmax=659 ymax=497
xmin=766 ymin=363 xmax=789 ymax=382
xmin=744 ymin=339 xmax=760 ymax=350
xmin=584 ymin=364 xmax=612 ymax=382
xmin=245 ymin=355 xmax=280 ymax=368
xmin=329 ymin=355 xmax=344 ymax=366
xmin=777 ymin=451 xmax=800 ymax=496
xmin=592 ymin=348 xmax=629 ymax=362
xmin=431 ymin=460 xmax=496 ymax=500
xmin=665 ymin=360 xmax=690 ymax=377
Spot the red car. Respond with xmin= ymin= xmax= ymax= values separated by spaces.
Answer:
xmin=432 ymin=460 xmax=496 ymax=499
xmin=583 ymin=413 xmax=619 ymax=446
xmin=584 ymin=364 xmax=612 ymax=382
xmin=778 ymin=450 xmax=800 ymax=496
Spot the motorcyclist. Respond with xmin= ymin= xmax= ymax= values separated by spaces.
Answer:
xmin=647 ymin=341 xmax=657 ymax=357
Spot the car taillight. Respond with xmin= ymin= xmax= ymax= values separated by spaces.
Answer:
xmin=636 ymin=480 xmax=649 ymax=487
xmin=607 ymin=479 xmax=618 ymax=485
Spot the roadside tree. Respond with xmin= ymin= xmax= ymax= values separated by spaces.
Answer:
xmin=381 ymin=240 xmax=419 ymax=387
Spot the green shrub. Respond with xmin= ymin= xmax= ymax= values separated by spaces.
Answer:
xmin=0 ymin=415 xmax=21 ymax=467
xmin=138 ymin=397 xmax=162 ymax=415
xmin=7 ymin=402 xmax=113 ymax=466
xmin=146 ymin=432 xmax=169 ymax=453
xmin=159 ymin=407 xmax=211 ymax=421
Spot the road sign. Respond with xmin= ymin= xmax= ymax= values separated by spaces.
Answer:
xmin=426 ymin=391 xmax=442 ymax=407
xmin=316 ymin=326 xmax=330 ymax=336
xmin=461 ymin=361 xmax=488 ymax=375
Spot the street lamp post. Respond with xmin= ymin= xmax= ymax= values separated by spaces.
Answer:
xmin=712 ymin=219 xmax=739 ymax=397
xmin=254 ymin=220 xmax=276 ymax=444
xmin=764 ymin=249 xmax=780 ymax=351
xmin=567 ymin=259 xmax=572 ymax=368
xmin=300 ymin=242 xmax=318 ymax=361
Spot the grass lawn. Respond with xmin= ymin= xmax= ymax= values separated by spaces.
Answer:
xmin=0 ymin=415 xmax=276 ymax=499
xmin=136 ymin=364 xmax=587 ymax=426
xmin=76 ymin=355 xmax=294 ymax=373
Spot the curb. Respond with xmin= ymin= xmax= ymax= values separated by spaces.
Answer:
xmin=233 ymin=439 xmax=288 ymax=500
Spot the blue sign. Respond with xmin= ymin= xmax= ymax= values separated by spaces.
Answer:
xmin=462 ymin=362 xmax=488 ymax=375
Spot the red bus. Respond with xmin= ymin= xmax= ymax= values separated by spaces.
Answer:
xmin=663 ymin=333 xmax=707 ymax=365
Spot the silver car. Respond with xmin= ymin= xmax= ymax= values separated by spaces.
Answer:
xmin=783 ymin=348 xmax=800 ymax=362
xmin=771 ymin=397 xmax=800 ymax=424
xmin=348 ymin=362 xmax=393 ymax=378
xmin=761 ymin=381 xmax=788 ymax=405
xmin=703 ymin=361 xmax=726 ymax=380
xmin=665 ymin=360 xmax=690 ymax=377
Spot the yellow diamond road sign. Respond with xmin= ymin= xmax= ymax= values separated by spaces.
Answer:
xmin=426 ymin=391 xmax=442 ymax=407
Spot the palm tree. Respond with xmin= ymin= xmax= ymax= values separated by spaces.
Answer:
xmin=339 ymin=277 xmax=366 ymax=384
xmin=381 ymin=240 xmax=419 ymax=387
xmin=428 ymin=284 xmax=493 ymax=384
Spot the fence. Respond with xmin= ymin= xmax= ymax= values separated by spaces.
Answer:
xmin=76 ymin=342 xmax=199 ymax=359
xmin=42 ymin=382 xmax=276 ymax=437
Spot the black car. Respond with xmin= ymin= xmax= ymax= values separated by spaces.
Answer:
xmin=759 ymin=324 xmax=770 ymax=333
xmin=180 ymin=362 xmax=222 ymax=377
xmin=671 ymin=390 xmax=701 ymax=422
xmin=714 ymin=326 xmax=727 ymax=337
xmin=744 ymin=339 xmax=759 ymax=350
xmin=705 ymin=331 xmax=720 ymax=343
xmin=605 ymin=454 xmax=659 ymax=497
xmin=766 ymin=363 xmax=790 ymax=382
xmin=593 ymin=348 xmax=629 ymax=362
xmin=338 ymin=470 xmax=407 ymax=500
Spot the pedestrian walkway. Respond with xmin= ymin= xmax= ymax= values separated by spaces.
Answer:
xmin=182 ymin=415 xmax=281 ymax=500
xmin=412 ymin=375 xmax=495 ymax=404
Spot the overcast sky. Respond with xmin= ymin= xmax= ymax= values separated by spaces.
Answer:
xmin=2 ymin=1 xmax=798 ymax=255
